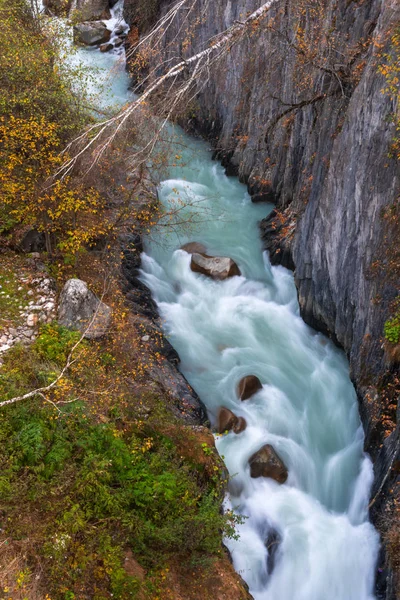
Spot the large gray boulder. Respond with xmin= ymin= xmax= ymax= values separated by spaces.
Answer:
xmin=190 ymin=253 xmax=241 ymax=280
xmin=70 ymin=0 xmax=110 ymax=21
xmin=57 ymin=279 xmax=112 ymax=339
xmin=249 ymin=444 xmax=288 ymax=483
xmin=73 ymin=21 xmax=111 ymax=46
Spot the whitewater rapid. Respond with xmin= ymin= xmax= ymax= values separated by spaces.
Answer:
xmin=68 ymin=29 xmax=379 ymax=600
xmin=138 ymin=132 xmax=380 ymax=600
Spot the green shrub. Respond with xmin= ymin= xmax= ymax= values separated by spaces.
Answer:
xmin=0 ymin=389 xmax=238 ymax=598
xmin=384 ymin=311 xmax=400 ymax=345
xmin=34 ymin=323 xmax=82 ymax=364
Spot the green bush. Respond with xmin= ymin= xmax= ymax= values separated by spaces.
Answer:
xmin=34 ymin=323 xmax=82 ymax=364
xmin=384 ymin=311 xmax=400 ymax=345
xmin=0 ymin=389 xmax=237 ymax=598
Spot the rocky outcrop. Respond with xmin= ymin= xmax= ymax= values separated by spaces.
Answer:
xmin=190 ymin=253 xmax=241 ymax=280
xmin=238 ymin=375 xmax=263 ymax=401
xmin=57 ymin=278 xmax=112 ymax=339
xmin=73 ymin=21 xmax=111 ymax=46
xmin=249 ymin=444 xmax=288 ymax=483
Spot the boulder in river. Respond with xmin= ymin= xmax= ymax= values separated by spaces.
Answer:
xmin=233 ymin=416 xmax=247 ymax=434
xmin=190 ymin=253 xmax=241 ymax=280
xmin=217 ymin=408 xmax=247 ymax=434
xmin=238 ymin=375 xmax=262 ymax=400
xmin=73 ymin=21 xmax=111 ymax=46
xmin=217 ymin=407 xmax=238 ymax=433
xmin=249 ymin=444 xmax=288 ymax=483
xmin=58 ymin=278 xmax=112 ymax=339
xmin=181 ymin=242 xmax=207 ymax=255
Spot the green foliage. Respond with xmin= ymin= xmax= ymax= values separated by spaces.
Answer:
xmin=0 ymin=335 xmax=238 ymax=598
xmin=384 ymin=310 xmax=400 ymax=345
xmin=35 ymin=323 xmax=82 ymax=364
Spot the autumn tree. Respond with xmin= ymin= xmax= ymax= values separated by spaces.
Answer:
xmin=0 ymin=0 xmax=109 ymax=257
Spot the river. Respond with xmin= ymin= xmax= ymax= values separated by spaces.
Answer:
xmin=71 ymin=23 xmax=380 ymax=600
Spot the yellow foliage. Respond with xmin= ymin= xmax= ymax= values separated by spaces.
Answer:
xmin=0 ymin=0 xmax=108 ymax=256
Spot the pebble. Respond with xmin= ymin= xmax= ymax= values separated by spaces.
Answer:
xmin=0 ymin=274 xmax=57 ymax=365
xmin=141 ymin=335 xmax=150 ymax=342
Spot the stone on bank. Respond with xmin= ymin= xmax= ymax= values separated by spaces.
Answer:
xmin=57 ymin=278 xmax=112 ymax=339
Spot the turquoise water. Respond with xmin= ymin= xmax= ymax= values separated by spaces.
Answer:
xmin=139 ymin=130 xmax=379 ymax=600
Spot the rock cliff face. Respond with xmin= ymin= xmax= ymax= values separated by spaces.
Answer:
xmin=124 ymin=0 xmax=400 ymax=596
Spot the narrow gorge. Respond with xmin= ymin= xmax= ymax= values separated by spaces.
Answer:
xmin=0 ymin=0 xmax=398 ymax=598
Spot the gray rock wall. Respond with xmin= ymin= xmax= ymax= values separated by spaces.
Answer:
xmin=146 ymin=0 xmax=399 ymax=390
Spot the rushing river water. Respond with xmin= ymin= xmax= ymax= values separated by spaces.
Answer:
xmin=72 ymin=33 xmax=380 ymax=600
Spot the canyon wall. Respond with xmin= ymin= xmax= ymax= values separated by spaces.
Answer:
xmin=124 ymin=0 xmax=400 ymax=596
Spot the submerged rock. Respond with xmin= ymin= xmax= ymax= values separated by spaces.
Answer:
xmin=181 ymin=242 xmax=207 ymax=255
xmin=249 ymin=444 xmax=288 ymax=483
xmin=100 ymin=42 xmax=113 ymax=52
xmin=238 ymin=375 xmax=262 ymax=400
xmin=233 ymin=416 xmax=247 ymax=434
xmin=73 ymin=21 xmax=111 ymax=46
xmin=58 ymin=278 xmax=112 ymax=339
xmin=265 ymin=529 xmax=282 ymax=575
xmin=190 ymin=253 xmax=240 ymax=280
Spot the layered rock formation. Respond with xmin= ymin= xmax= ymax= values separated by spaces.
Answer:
xmin=123 ymin=0 xmax=399 ymax=596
